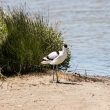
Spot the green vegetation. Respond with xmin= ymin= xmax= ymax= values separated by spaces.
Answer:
xmin=0 ymin=7 xmax=71 ymax=76
xmin=0 ymin=8 xmax=7 ymax=43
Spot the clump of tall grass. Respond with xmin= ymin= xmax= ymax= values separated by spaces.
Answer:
xmin=0 ymin=8 xmax=8 ymax=70
xmin=0 ymin=7 xmax=71 ymax=76
xmin=0 ymin=8 xmax=7 ymax=44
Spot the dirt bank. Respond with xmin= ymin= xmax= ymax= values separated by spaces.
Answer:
xmin=0 ymin=73 xmax=110 ymax=110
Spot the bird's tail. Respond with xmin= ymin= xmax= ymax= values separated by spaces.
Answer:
xmin=41 ymin=61 xmax=50 ymax=64
xmin=41 ymin=57 xmax=51 ymax=64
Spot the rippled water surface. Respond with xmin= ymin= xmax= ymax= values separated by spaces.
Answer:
xmin=1 ymin=0 xmax=110 ymax=75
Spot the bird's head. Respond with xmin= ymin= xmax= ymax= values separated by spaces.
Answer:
xmin=63 ymin=43 xmax=68 ymax=48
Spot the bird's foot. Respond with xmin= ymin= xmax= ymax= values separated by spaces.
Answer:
xmin=56 ymin=80 xmax=60 ymax=83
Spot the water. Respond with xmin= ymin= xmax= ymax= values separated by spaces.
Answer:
xmin=1 ymin=0 xmax=110 ymax=75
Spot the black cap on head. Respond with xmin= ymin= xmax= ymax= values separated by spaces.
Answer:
xmin=64 ymin=44 xmax=67 ymax=48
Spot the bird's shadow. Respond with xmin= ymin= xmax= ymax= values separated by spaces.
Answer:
xmin=56 ymin=81 xmax=82 ymax=85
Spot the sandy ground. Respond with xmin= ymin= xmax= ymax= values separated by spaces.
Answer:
xmin=0 ymin=73 xmax=110 ymax=110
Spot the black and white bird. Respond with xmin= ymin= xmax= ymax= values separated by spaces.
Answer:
xmin=41 ymin=44 xmax=68 ymax=83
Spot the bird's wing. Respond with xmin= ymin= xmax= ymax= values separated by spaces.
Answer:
xmin=41 ymin=51 xmax=60 ymax=65
xmin=47 ymin=51 xmax=59 ymax=60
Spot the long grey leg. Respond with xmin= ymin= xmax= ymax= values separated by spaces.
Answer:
xmin=53 ymin=65 xmax=55 ymax=81
xmin=56 ymin=65 xmax=59 ymax=83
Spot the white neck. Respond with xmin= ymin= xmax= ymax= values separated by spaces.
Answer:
xmin=62 ymin=46 xmax=67 ymax=53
